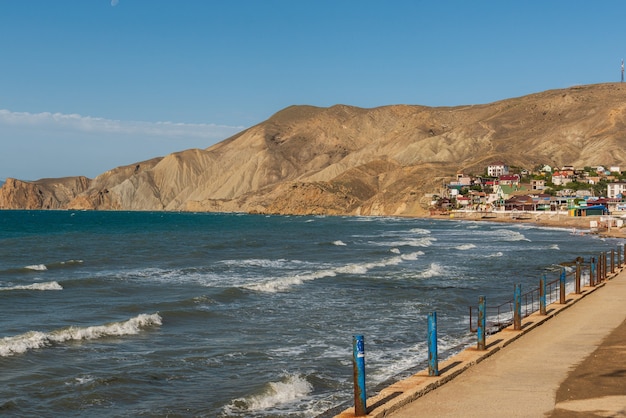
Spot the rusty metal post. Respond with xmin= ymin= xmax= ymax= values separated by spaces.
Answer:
xmin=575 ymin=259 xmax=581 ymax=294
xmin=428 ymin=312 xmax=439 ymax=376
xmin=559 ymin=268 xmax=566 ymax=304
xmin=352 ymin=335 xmax=366 ymax=416
xmin=590 ymin=257 xmax=596 ymax=287
xmin=513 ymin=284 xmax=522 ymax=330
xmin=540 ymin=276 xmax=547 ymax=315
xmin=477 ymin=296 xmax=486 ymax=350
xmin=611 ymin=249 xmax=615 ymax=274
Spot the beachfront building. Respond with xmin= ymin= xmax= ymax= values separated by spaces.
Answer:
xmin=487 ymin=162 xmax=509 ymax=177
xmin=607 ymin=182 xmax=626 ymax=198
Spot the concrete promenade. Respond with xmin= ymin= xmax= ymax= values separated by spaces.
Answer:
xmin=336 ymin=265 xmax=626 ymax=417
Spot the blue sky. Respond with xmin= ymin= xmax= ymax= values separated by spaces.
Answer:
xmin=1 ymin=1 xmax=624 ymax=180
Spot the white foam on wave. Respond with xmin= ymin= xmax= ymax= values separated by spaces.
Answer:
xmin=455 ymin=243 xmax=477 ymax=250
xmin=332 ymin=240 xmax=347 ymax=246
xmin=0 ymin=281 xmax=63 ymax=291
xmin=224 ymin=373 xmax=312 ymax=414
xmin=409 ymin=228 xmax=431 ymax=235
xmin=244 ymin=269 xmax=338 ymax=292
xmin=372 ymin=236 xmax=436 ymax=248
xmin=417 ymin=263 xmax=445 ymax=278
xmin=24 ymin=264 xmax=47 ymax=271
xmin=245 ymin=251 xmax=424 ymax=293
xmin=492 ymin=229 xmax=531 ymax=242
xmin=485 ymin=251 xmax=504 ymax=258
xmin=0 ymin=313 xmax=162 ymax=357
xmin=550 ymin=244 xmax=560 ymax=250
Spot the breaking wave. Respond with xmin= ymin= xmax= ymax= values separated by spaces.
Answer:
xmin=24 ymin=264 xmax=47 ymax=271
xmin=0 ymin=281 xmax=63 ymax=291
xmin=224 ymin=373 xmax=312 ymax=415
xmin=245 ymin=251 xmax=423 ymax=293
xmin=0 ymin=313 xmax=162 ymax=357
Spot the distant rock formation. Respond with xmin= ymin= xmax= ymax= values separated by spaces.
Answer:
xmin=3 ymin=83 xmax=626 ymax=216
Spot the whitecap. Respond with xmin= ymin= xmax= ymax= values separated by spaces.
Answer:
xmin=332 ymin=240 xmax=347 ymax=246
xmin=224 ymin=373 xmax=312 ymax=414
xmin=491 ymin=229 xmax=531 ymax=242
xmin=455 ymin=244 xmax=477 ymax=250
xmin=0 ymin=313 xmax=162 ymax=357
xmin=485 ymin=251 xmax=504 ymax=258
xmin=0 ymin=281 xmax=63 ymax=291
xmin=245 ymin=251 xmax=424 ymax=293
xmin=24 ymin=264 xmax=47 ymax=271
xmin=417 ymin=263 xmax=445 ymax=278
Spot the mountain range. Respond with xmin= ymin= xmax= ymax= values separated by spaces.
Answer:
xmin=2 ymin=83 xmax=626 ymax=216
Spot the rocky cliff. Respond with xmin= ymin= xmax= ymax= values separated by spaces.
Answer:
xmin=2 ymin=83 xmax=626 ymax=216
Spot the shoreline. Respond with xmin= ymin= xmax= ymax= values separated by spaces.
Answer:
xmin=426 ymin=211 xmax=626 ymax=239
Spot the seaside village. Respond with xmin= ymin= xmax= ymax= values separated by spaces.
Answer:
xmin=429 ymin=162 xmax=626 ymax=228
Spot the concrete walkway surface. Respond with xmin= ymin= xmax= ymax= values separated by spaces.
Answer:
xmin=336 ymin=267 xmax=626 ymax=418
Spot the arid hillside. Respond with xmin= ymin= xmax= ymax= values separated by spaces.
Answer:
xmin=2 ymin=83 xmax=626 ymax=216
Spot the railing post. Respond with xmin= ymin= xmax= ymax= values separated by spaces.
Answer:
xmin=575 ymin=259 xmax=581 ymax=294
xmin=590 ymin=257 xmax=596 ymax=287
xmin=618 ymin=246 xmax=622 ymax=269
xmin=513 ymin=284 xmax=522 ymax=330
xmin=477 ymin=296 xmax=486 ymax=350
xmin=352 ymin=335 xmax=366 ymax=416
xmin=611 ymin=249 xmax=615 ymax=274
xmin=428 ymin=312 xmax=439 ymax=376
xmin=559 ymin=268 xmax=566 ymax=304
xmin=540 ymin=275 xmax=547 ymax=315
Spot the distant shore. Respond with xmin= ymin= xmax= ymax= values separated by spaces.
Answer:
xmin=427 ymin=211 xmax=626 ymax=239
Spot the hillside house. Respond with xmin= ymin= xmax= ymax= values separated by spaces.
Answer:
xmin=498 ymin=174 xmax=520 ymax=186
xmin=487 ymin=162 xmax=509 ymax=177
xmin=551 ymin=171 xmax=572 ymax=186
xmin=531 ymin=179 xmax=545 ymax=190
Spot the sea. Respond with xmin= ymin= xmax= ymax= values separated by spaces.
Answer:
xmin=0 ymin=210 xmax=621 ymax=417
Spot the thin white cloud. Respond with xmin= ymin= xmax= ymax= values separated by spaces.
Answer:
xmin=111 ymin=0 xmax=119 ymax=6
xmin=0 ymin=109 xmax=245 ymax=140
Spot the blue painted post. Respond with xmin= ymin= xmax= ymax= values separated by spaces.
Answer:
xmin=428 ymin=312 xmax=439 ymax=376
xmin=513 ymin=284 xmax=522 ymax=330
xmin=539 ymin=275 xmax=547 ymax=315
xmin=352 ymin=335 xmax=366 ymax=416
xmin=477 ymin=296 xmax=486 ymax=350
xmin=559 ymin=268 xmax=566 ymax=304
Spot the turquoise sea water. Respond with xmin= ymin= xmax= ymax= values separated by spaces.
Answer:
xmin=0 ymin=210 xmax=621 ymax=417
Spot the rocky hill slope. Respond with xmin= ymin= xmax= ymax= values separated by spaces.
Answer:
xmin=2 ymin=83 xmax=626 ymax=216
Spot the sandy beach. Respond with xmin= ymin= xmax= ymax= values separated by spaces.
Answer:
xmin=430 ymin=211 xmax=626 ymax=239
